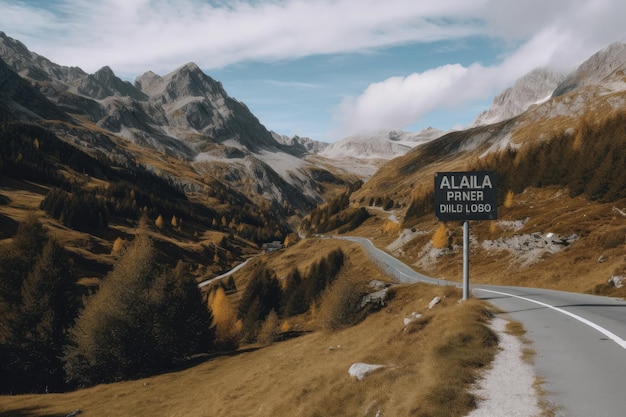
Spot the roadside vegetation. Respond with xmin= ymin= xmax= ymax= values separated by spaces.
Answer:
xmin=0 ymin=258 xmax=501 ymax=417
xmin=299 ymin=191 xmax=370 ymax=235
xmin=403 ymin=112 xmax=626 ymax=225
xmin=4 ymin=97 xmax=626 ymax=416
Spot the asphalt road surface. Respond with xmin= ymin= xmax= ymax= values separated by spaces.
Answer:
xmin=338 ymin=236 xmax=626 ymax=417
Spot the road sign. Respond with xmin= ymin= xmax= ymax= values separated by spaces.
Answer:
xmin=434 ymin=171 xmax=498 ymax=221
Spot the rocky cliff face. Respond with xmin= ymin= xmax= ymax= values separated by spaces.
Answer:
xmin=472 ymin=68 xmax=565 ymax=127
xmin=553 ymin=42 xmax=626 ymax=97
xmin=0 ymin=32 xmax=347 ymax=214
xmin=0 ymin=32 xmax=284 ymax=158
xmin=0 ymin=57 xmax=70 ymax=122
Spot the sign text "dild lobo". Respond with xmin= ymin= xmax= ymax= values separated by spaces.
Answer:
xmin=434 ymin=171 xmax=498 ymax=221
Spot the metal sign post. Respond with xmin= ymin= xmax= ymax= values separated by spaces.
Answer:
xmin=463 ymin=220 xmax=470 ymax=300
xmin=434 ymin=171 xmax=498 ymax=300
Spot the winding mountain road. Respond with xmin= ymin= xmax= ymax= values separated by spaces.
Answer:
xmin=337 ymin=236 xmax=626 ymax=417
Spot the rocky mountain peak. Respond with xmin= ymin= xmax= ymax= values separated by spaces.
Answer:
xmin=134 ymin=70 xmax=162 ymax=95
xmin=472 ymin=68 xmax=565 ymax=127
xmin=0 ymin=32 xmax=88 ymax=84
xmin=160 ymin=62 xmax=226 ymax=101
xmin=0 ymin=32 xmax=31 ymax=68
xmin=86 ymin=66 xmax=147 ymax=100
xmin=93 ymin=65 xmax=115 ymax=81
xmin=553 ymin=42 xmax=626 ymax=97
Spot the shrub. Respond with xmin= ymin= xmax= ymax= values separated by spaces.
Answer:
xmin=318 ymin=275 xmax=368 ymax=332
xmin=257 ymin=310 xmax=280 ymax=346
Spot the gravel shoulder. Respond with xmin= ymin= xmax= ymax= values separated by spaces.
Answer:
xmin=466 ymin=317 xmax=543 ymax=417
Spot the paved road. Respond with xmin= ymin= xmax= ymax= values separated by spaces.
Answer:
xmin=338 ymin=235 xmax=626 ymax=417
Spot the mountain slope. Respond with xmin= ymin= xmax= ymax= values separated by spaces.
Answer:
xmin=0 ymin=32 xmax=359 ymax=218
xmin=345 ymin=42 xmax=626 ymax=298
xmin=472 ymin=68 xmax=565 ymax=126
xmin=553 ymin=42 xmax=626 ymax=97
xmin=321 ymin=128 xmax=444 ymax=160
xmin=0 ymin=57 xmax=70 ymax=122
xmin=313 ymin=128 xmax=446 ymax=179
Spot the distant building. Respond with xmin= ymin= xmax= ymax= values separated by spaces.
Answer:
xmin=262 ymin=241 xmax=283 ymax=253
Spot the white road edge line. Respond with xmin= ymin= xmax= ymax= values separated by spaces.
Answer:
xmin=475 ymin=288 xmax=626 ymax=350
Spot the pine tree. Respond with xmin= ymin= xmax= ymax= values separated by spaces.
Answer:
xmin=257 ymin=310 xmax=279 ymax=345
xmin=16 ymin=239 xmax=77 ymax=391
xmin=504 ymin=191 xmax=515 ymax=208
xmin=0 ymin=233 xmax=78 ymax=394
xmin=64 ymin=233 xmax=213 ymax=386
xmin=282 ymin=268 xmax=307 ymax=317
xmin=155 ymin=214 xmax=165 ymax=228
xmin=237 ymin=263 xmax=281 ymax=342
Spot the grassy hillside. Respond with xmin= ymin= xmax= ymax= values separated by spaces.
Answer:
xmin=345 ymin=110 xmax=626 ymax=298
xmin=0 ymin=239 xmax=501 ymax=417
xmin=3 ymin=75 xmax=626 ymax=416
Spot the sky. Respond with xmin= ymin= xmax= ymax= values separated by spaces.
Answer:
xmin=2 ymin=0 xmax=626 ymax=142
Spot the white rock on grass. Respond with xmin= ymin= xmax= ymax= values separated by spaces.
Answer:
xmin=428 ymin=296 xmax=441 ymax=309
xmin=609 ymin=275 xmax=624 ymax=288
xmin=348 ymin=363 xmax=387 ymax=381
xmin=403 ymin=312 xmax=423 ymax=327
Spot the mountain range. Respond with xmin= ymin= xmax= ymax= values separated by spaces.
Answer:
xmin=0 ymin=32 xmax=362 ymax=216
xmin=4 ymin=30 xmax=624 ymax=186
xmin=3 ymin=30 xmax=626 ymax=409
xmin=2 ymin=32 xmax=626 ymax=268
xmin=357 ymin=41 xmax=626 ymax=210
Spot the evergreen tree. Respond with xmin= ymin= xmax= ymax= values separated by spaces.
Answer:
xmin=9 ymin=239 xmax=77 ymax=392
xmin=282 ymin=268 xmax=307 ymax=317
xmin=0 ymin=218 xmax=79 ymax=394
xmin=237 ymin=263 xmax=281 ymax=342
xmin=64 ymin=233 xmax=213 ymax=387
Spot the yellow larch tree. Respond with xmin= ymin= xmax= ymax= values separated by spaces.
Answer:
xmin=504 ymin=191 xmax=515 ymax=208
xmin=432 ymin=223 xmax=449 ymax=249
xmin=155 ymin=214 xmax=165 ymax=229
xmin=209 ymin=286 xmax=242 ymax=350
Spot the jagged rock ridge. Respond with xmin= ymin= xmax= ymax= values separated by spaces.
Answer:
xmin=472 ymin=68 xmax=566 ymax=127
xmin=0 ymin=32 xmax=343 ymax=214
xmin=553 ymin=42 xmax=626 ymax=97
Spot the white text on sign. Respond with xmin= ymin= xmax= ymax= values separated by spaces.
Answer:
xmin=434 ymin=171 xmax=498 ymax=221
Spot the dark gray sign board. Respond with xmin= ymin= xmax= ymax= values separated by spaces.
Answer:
xmin=434 ymin=171 xmax=498 ymax=221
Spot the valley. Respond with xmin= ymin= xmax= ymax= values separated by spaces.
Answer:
xmin=1 ymin=32 xmax=626 ymax=417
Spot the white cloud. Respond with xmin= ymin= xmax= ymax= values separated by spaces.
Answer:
xmin=334 ymin=0 xmax=626 ymax=135
xmin=0 ymin=0 xmax=486 ymax=74
xmin=337 ymin=64 xmax=470 ymax=134
xmin=2 ymin=0 xmax=626 ymax=139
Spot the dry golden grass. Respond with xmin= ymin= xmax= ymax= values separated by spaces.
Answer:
xmin=394 ymin=186 xmax=626 ymax=297
xmin=0 ymin=283 xmax=499 ymax=417
xmin=4 ymin=95 xmax=626 ymax=416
